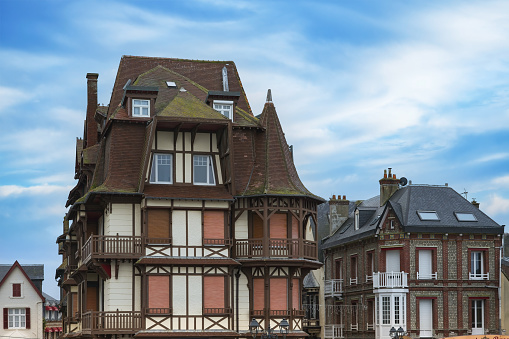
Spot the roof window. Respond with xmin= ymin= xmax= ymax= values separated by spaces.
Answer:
xmin=417 ymin=211 xmax=440 ymax=221
xmin=132 ymin=99 xmax=150 ymax=117
xmin=166 ymin=81 xmax=177 ymax=88
xmin=213 ymin=100 xmax=233 ymax=120
xmin=454 ymin=212 xmax=477 ymax=222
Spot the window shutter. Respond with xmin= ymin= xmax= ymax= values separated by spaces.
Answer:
xmin=419 ymin=250 xmax=432 ymax=278
xmin=3 ymin=308 xmax=7 ymax=329
xmin=148 ymin=209 xmax=170 ymax=240
xmin=13 ymin=284 xmax=21 ymax=297
xmin=203 ymin=276 xmax=225 ymax=309
xmin=25 ymin=308 xmax=30 ymax=329
xmin=203 ymin=211 xmax=225 ymax=242
xmin=270 ymin=213 xmax=287 ymax=238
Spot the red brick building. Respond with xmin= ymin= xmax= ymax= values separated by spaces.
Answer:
xmin=321 ymin=169 xmax=504 ymax=339
xmin=55 ymin=56 xmax=323 ymax=339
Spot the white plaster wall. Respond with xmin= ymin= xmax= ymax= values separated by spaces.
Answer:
xmin=134 ymin=275 xmax=141 ymax=311
xmin=194 ymin=133 xmax=210 ymax=152
xmin=238 ymin=273 xmax=250 ymax=330
xmin=145 ymin=199 xmax=171 ymax=207
xmin=235 ymin=213 xmax=249 ymax=239
xmin=157 ymin=131 xmax=174 ymax=150
xmin=104 ymin=263 xmax=132 ymax=311
xmin=188 ymin=211 xmax=202 ymax=247
xmin=134 ymin=204 xmax=141 ymax=237
xmin=175 ymin=132 xmax=183 ymax=151
xmin=188 ymin=276 xmax=202 ymax=315
xmin=184 ymin=132 xmax=191 ymax=152
xmin=0 ymin=267 xmax=44 ymax=339
xmin=174 ymin=201 xmax=202 ymax=208
xmin=211 ymin=135 xmax=218 ymax=152
xmin=172 ymin=276 xmax=187 ymax=315
xmin=176 ymin=153 xmax=184 ymax=183
xmin=205 ymin=201 xmax=229 ymax=209
xmin=172 ymin=210 xmax=187 ymax=246
xmin=104 ymin=204 xmax=132 ymax=236
xmin=185 ymin=154 xmax=192 ymax=183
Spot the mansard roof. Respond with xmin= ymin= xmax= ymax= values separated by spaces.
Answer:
xmin=239 ymin=101 xmax=323 ymax=201
xmin=322 ymin=184 xmax=503 ymax=249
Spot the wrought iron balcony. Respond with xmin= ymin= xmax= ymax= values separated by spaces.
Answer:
xmin=373 ymin=272 xmax=408 ymax=289
xmin=82 ymin=235 xmax=143 ymax=264
xmin=324 ymin=279 xmax=343 ymax=298
xmin=81 ymin=311 xmax=142 ymax=335
xmin=234 ymin=238 xmax=317 ymax=259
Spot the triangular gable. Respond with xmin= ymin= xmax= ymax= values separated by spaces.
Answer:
xmin=0 ymin=261 xmax=45 ymax=301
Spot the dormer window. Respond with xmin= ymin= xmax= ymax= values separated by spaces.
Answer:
xmin=213 ymin=100 xmax=233 ymax=120
xmin=133 ymin=99 xmax=150 ymax=117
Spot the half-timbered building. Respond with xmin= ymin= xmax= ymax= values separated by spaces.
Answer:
xmin=55 ymin=56 xmax=323 ymax=339
xmin=320 ymin=169 xmax=504 ymax=339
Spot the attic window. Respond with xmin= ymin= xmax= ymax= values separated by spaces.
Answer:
xmin=213 ymin=100 xmax=233 ymax=120
xmin=455 ymin=212 xmax=477 ymax=222
xmin=166 ymin=81 xmax=177 ymax=88
xmin=132 ymin=99 xmax=150 ymax=117
xmin=417 ymin=211 xmax=440 ymax=221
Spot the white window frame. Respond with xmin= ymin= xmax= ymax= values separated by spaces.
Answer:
xmin=132 ymin=99 xmax=150 ymax=117
xmin=8 ymin=308 xmax=26 ymax=329
xmin=213 ymin=100 xmax=233 ymax=120
xmin=471 ymin=299 xmax=484 ymax=335
xmin=193 ymin=155 xmax=215 ymax=185
xmin=470 ymin=251 xmax=488 ymax=280
xmin=354 ymin=210 xmax=359 ymax=230
xmin=417 ymin=249 xmax=437 ymax=280
xmin=150 ymin=153 xmax=173 ymax=184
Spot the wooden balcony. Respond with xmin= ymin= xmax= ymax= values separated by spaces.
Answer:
xmin=82 ymin=235 xmax=143 ymax=264
xmin=324 ymin=324 xmax=344 ymax=339
xmin=81 ymin=311 xmax=142 ymax=335
xmin=324 ymin=279 xmax=343 ymax=298
xmin=234 ymin=238 xmax=317 ymax=259
xmin=373 ymin=272 xmax=408 ymax=289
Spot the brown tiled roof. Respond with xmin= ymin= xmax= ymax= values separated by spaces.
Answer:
xmin=144 ymin=184 xmax=233 ymax=200
xmin=82 ymin=144 xmax=99 ymax=165
xmin=236 ymin=101 xmax=323 ymax=201
xmin=108 ymin=56 xmax=252 ymax=118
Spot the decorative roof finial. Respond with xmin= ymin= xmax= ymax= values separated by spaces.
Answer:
xmin=266 ymin=89 xmax=272 ymax=103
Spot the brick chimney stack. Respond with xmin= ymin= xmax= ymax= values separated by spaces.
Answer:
xmin=329 ymin=194 xmax=349 ymax=235
xmin=85 ymin=73 xmax=99 ymax=148
xmin=379 ymin=168 xmax=400 ymax=206
xmin=471 ymin=199 xmax=480 ymax=209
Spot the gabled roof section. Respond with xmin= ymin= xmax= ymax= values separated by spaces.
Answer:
xmin=240 ymin=99 xmax=323 ymax=202
xmin=388 ymin=185 xmax=503 ymax=234
xmin=158 ymin=90 xmax=227 ymax=120
xmin=107 ymin=56 xmax=253 ymax=119
xmin=0 ymin=261 xmax=45 ymax=301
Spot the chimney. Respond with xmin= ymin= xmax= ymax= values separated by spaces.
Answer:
xmin=471 ymin=199 xmax=480 ymax=209
xmin=329 ymin=194 xmax=350 ymax=235
xmin=85 ymin=73 xmax=99 ymax=148
xmin=379 ymin=168 xmax=400 ymax=206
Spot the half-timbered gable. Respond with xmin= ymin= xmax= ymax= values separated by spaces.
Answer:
xmin=56 ymin=56 xmax=323 ymax=339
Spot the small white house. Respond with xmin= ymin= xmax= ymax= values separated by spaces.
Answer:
xmin=1 ymin=261 xmax=45 ymax=339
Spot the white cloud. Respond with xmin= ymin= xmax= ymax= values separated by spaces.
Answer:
xmin=483 ymin=193 xmax=509 ymax=216
xmin=474 ymin=153 xmax=509 ymax=163
xmin=492 ymin=175 xmax=509 ymax=187
xmin=0 ymin=87 xmax=31 ymax=113
xmin=0 ymin=184 xmax=72 ymax=198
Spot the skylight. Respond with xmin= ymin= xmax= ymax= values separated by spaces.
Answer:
xmin=455 ymin=212 xmax=477 ymax=222
xmin=417 ymin=211 xmax=440 ymax=221
xmin=166 ymin=81 xmax=176 ymax=88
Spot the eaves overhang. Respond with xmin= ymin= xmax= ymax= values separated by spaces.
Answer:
xmin=236 ymin=193 xmax=325 ymax=204
xmin=145 ymin=196 xmax=235 ymax=202
xmin=402 ymin=225 xmax=505 ymax=234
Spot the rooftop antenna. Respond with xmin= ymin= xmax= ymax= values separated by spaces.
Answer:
xmin=462 ymin=189 xmax=468 ymax=200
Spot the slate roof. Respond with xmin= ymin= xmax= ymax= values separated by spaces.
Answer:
xmin=303 ymin=272 xmax=320 ymax=288
xmin=322 ymin=184 xmax=503 ymax=249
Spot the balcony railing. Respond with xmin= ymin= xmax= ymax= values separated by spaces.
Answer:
xmin=373 ymin=272 xmax=408 ymax=288
xmin=417 ymin=272 xmax=437 ymax=280
xmin=366 ymin=275 xmax=373 ymax=283
xmin=324 ymin=324 xmax=344 ymax=339
xmin=234 ymin=238 xmax=316 ymax=259
xmin=82 ymin=235 xmax=143 ymax=263
xmin=203 ymin=307 xmax=232 ymax=315
xmin=469 ymin=272 xmax=489 ymax=280
xmin=81 ymin=311 xmax=142 ymax=334
xmin=324 ymin=279 xmax=343 ymax=298
xmin=367 ymin=323 xmax=374 ymax=331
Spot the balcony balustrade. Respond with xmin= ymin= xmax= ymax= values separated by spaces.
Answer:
xmin=81 ymin=311 xmax=142 ymax=334
xmin=417 ymin=272 xmax=438 ymax=280
xmin=82 ymin=235 xmax=143 ymax=264
xmin=234 ymin=238 xmax=317 ymax=259
xmin=324 ymin=279 xmax=343 ymax=298
xmin=469 ymin=272 xmax=489 ymax=280
xmin=324 ymin=324 xmax=344 ymax=339
xmin=373 ymin=272 xmax=408 ymax=289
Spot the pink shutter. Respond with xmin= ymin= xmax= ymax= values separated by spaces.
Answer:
xmin=253 ymin=279 xmax=265 ymax=311
xmin=204 ymin=276 xmax=225 ymax=309
xmin=204 ymin=211 xmax=225 ymax=240
xmin=25 ymin=308 xmax=30 ymax=329
xmin=148 ymin=276 xmax=170 ymax=309
xmin=270 ymin=279 xmax=287 ymax=311
xmin=291 ymin=216 xmax=299 ymax=239
xmin=270 ymin=214 xmax=287 ymax=238
xmin=292 ymin=278 xmax=300 ymax=310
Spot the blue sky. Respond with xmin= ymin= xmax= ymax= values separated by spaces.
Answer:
xmin=1 ymin=0 xmax=508 ymax=298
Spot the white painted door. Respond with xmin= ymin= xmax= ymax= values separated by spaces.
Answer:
xmin=419 ymin=299 xmax=432 ymax=338
xmin=386 ymin=250 xmax=400 ymax=272
xmin=471 ymin=300 xmax=484 ymax=335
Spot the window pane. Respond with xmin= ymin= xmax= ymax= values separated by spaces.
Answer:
xmin=150 ymin=154 xmax=172 ymax=183
xmin=134 ymin=107 xmax=140 ymax=115
xmin=208 ymin=159 xmax=215 ymax=184
xmin=382 ymin=297 xmax=390 ymax=324
xmin=394 ymin=296 xmax=400 ymax=324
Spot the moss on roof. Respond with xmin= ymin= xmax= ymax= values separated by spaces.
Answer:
xmin=82 ymin=144 xmax=99 ymax=165
xmin=158 ymin=91 xmax=227 ymax=119
xmin=134 ymin=65 xmax=208 ymax=94
xmin=235 ymin=106 xmax=260 ymax=127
